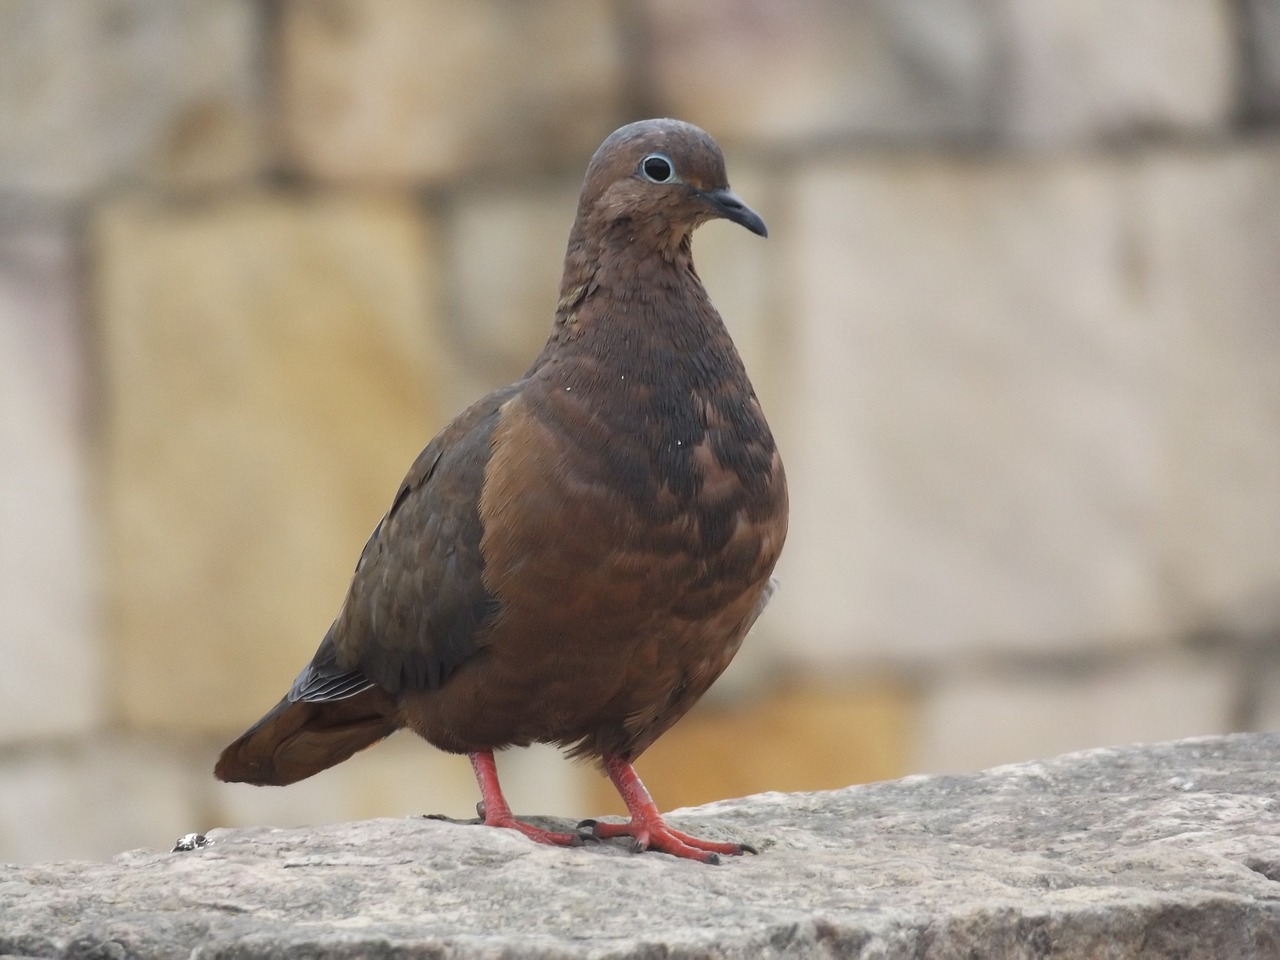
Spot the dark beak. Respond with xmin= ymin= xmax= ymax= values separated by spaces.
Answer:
xmin=702 ymin=188 xmax=768 ymax=238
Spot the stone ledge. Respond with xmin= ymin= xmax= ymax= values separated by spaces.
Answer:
xmin=3 ymin=735 xmax=1280 ymax=958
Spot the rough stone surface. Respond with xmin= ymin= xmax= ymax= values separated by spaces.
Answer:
xmin=995 ymin=0 xmax=1235 ymax=145
xmin=94 ymin=194 xmax=443 ymax=731
xmin=0 ymin=209 xmax=100 ymax=742
xmin=3 ymin=736 xmax=1280 ymax=957
xmin=0 ymin=0 xmax=262 ymax=198
xmin=280 ymin=0 xmax=624 ymax=182
xmin=636 ymin=0 xmax=998 ymax=146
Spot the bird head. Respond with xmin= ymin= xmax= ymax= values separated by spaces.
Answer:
xmin=576 ymin=119 xmax=767 ymax=252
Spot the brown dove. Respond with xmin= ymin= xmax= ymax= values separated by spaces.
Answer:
xmin=216 ymin=118 xmax=788 ymax=863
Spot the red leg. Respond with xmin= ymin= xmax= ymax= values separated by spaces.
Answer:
xmin=582 ymin=755 xmax=756 ymax=864
xmin=468 ymin=751 xmax=581 ymax=847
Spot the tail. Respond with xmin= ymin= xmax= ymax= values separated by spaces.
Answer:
xmin=215 ymin=687 xmax=404 ymax=786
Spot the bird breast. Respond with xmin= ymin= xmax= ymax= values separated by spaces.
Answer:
xmin=477 ymin=346 xmax=786 ymax=634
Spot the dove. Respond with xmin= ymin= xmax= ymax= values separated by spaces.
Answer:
xmin=216 ymin=118 xmax=788 ymax=863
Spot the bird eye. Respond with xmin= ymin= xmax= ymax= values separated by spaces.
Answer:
xmin=640 ymin=153 xmax=674 ymax=183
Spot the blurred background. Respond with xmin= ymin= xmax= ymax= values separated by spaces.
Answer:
xmin=2 ymin=0 xmax=1280 ymax=864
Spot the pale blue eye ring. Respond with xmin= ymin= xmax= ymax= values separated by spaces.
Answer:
xmin=639 ymin=153 xmax=675 ymax=183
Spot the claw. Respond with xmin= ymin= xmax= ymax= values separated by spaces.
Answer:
xmin=484 ymin=812 xmax=582 ymax=847
xmin=586 ymin=816 xmax=737 ymax=863
xmin=584 ymin=757 xmax=754 ymax=864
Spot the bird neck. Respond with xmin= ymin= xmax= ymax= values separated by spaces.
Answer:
xmin=534 ymin=258 xmax=737 ymax=392
xmin=544 ymin=221 xmax=729 ymax=354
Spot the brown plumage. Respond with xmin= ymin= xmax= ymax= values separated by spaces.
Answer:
xmin=216 ymin=118 xmax=788 ymax=863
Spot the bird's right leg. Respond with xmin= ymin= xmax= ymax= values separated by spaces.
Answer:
xmin=581 ymin=754 xmax=756 ymax=863
xmin=467 ymin=751 xmax=582 ymax=846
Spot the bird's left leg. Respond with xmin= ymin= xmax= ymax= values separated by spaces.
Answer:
xmin=581 ymin=754 xmax=756 ymax=864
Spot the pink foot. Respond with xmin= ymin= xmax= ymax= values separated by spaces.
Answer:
xmin=481 ymin=809 xmax=582 ymax=847
xmin=583 ymin=755 xmax=757 ymax=864
xmin=582 ymin=817 xmax=753 ymax=863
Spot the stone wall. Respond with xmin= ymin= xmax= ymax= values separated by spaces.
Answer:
xmin=2 ymin=0 xmax=1278 ymax=863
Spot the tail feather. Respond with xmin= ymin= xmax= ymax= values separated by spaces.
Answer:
xmin=215 ymin=687 xmax=404 ymax=786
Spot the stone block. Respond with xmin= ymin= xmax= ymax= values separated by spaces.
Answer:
xmin=0 ymin=210 xmax=101 ymax=742
xmin=915 ymin=655 xmax=1236 ymax=773
xmin=1240 ymin=0 xmax=1280 ymax=121
xmin=995 ymin=0 xmax=1235 ymax=144
xmin=1134 ymin=145 xmax=1280 ymax=617
xmin=279 ymin=0 xmax=624 ymax=183
xmin=445 ymin=181 xmax=580 ymax=386
xmin=0 ymin=736 xmax=202 ymax=863
xmin=94 ymin=193 xmax=445 ymax=732
xmin=635 ymin=0 xmax=998 ymax=147
xmin=778 ymin=155 xmax=1170 ymax=662
xmin=590 ymin=679 xmax=915 ymax=816
xmin=0 ymin=0 xmax=262 ymax=199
